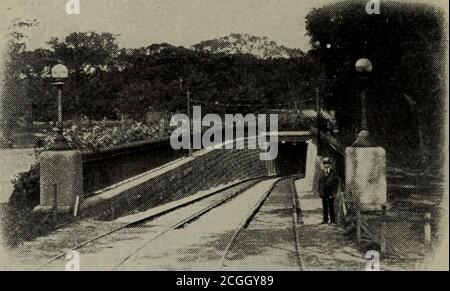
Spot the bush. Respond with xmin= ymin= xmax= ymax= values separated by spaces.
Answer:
xmin=8 ymin=163 xmax=40 ymax=210
xmin=39 ymin=117 xmax=171 ymax=151
xmin=1 ymin=163 xmax=45 ymax=247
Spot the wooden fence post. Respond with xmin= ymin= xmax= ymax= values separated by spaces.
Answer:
xmin=424 ymin=212 xmax=432 ymax=248
xmin=356 ymin=203 xmax=362 ymax=246
xmin=340 ymin=181 xmax=347 ymax=222
xmin=73 ymin=195 xmax=80 ymax=217
xmin=380 ymin=204 xmax=387 ymax=255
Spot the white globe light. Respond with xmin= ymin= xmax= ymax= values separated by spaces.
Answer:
xmin=355 ymin=58 xmax=373 ymax=73
xmin=51 ymin=64 xmax=69 ymax=79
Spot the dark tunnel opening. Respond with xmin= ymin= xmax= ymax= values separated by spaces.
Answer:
xmin=275 ymin=141 xmax=308 ymax=177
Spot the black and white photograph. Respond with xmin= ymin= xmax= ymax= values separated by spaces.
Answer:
xmin=0 ymin=0 xmax=448 ymax=273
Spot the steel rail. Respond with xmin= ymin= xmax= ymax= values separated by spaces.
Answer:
xmin=218 ymin=178 xmax=282 ymax=270
xmin=34 ymin=176 xmax=263 ymax=271
xmin=111 ymin=178 xmax=265 ymax=270
xmin=291 ymin=178 xmax=304 ymax=271
xmin=218 ymin=176 xmax=304 ymax=271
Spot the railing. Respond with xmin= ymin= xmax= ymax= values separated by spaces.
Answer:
xmin=311 ymin=126 xmax=345 ymax=182
xmin=82 ymin=137 xmax=188 ymax=196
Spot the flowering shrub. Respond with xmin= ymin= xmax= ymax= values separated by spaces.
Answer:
xmin=39 ymin=117 xmax=171 ymax=151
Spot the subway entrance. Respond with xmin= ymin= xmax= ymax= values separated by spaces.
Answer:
xmin=275 ymin=141 xmax=308 ymax=177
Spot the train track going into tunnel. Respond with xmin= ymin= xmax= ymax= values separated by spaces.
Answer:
xmin=218 ymin=177 xmax=304 ymax=271
xmin=35 ymin=177 xmax=264 ymax=270
xmin=111 ymin=175 xmax=302 ymax=270
xmin=36 ymin=175 xmax=303 ymax=270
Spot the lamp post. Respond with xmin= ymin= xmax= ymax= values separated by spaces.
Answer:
xmin=353 ymin=58 xmax=373 ymax=147
xmin=180 ymin=76 xmax=193 ymax=157
xmin=315 ymin=87 xmax=321 ymax=154
xmin=50 ymin=64 xmax=71 ymax=150
xmin=187 ymin=88 xmax=193 ymax=157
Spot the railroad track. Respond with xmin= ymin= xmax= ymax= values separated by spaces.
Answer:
xmin=218 ymin=177 xmax=304 ymax=271
xmin=35 ymin=177 xmax=263 ymax=271
xmin=36 ymin=174 xmax=304 ymax=271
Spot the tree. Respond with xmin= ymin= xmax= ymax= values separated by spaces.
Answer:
xmin=305 ymin=0 xmax=445 ymax=167
xmin=192 ymin=33 xmax=305 ymax=59
xmin=1 ymin=18 xmax=39 ymax=138
xmin=46 ymin=32 xmax=121 ymax=119
xmin=8 ymin=30 xmax=323 ymax=127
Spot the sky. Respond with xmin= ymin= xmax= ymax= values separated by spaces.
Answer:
xmin=0 ymin=0 xmax=336 ymax=52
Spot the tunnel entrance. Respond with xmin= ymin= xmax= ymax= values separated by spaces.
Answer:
xmin=276 ymin=142 xmax=307 ymax=176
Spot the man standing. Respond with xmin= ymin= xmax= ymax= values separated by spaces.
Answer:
xmin=318 ymin=157 xmax=338 ymax=224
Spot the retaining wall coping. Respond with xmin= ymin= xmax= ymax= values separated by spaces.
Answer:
xmin=272 ymin=131 xmax=312 ymax=137
xmin=79 ymin=145 xmax=216 ymax=212
xmin=82 ymin=137 xmax=171 ymax=162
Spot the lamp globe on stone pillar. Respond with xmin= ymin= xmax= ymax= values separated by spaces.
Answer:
xmin=353 ymin=58 xmax=373 ymax=147
xmin=345 ymin=57 xmax=387 ymax=212
xmin=50 ymin=64 xmax=71 ymax=150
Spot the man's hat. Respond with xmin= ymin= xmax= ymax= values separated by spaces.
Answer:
xmin=323 ymin=157 xmax=331 ymax=164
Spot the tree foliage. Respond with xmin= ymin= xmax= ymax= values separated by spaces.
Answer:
xmin=192 ymin=33 xmax=305 ymax=59
xmin=4 ymin=31 xmax=322 ymax=123
xmin=1 ymin=19 xmax=39 ymax=138
xmin=305 ymin=0 xmax=446 ymax=162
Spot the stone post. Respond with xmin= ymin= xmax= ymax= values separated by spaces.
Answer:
xmin=34 ymin=150 xmax=83 ymax=214
xmin=345 ymin=147 xmax=387 ymax=211
xmin=302 ymin=139 xmax=319 ymax=193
